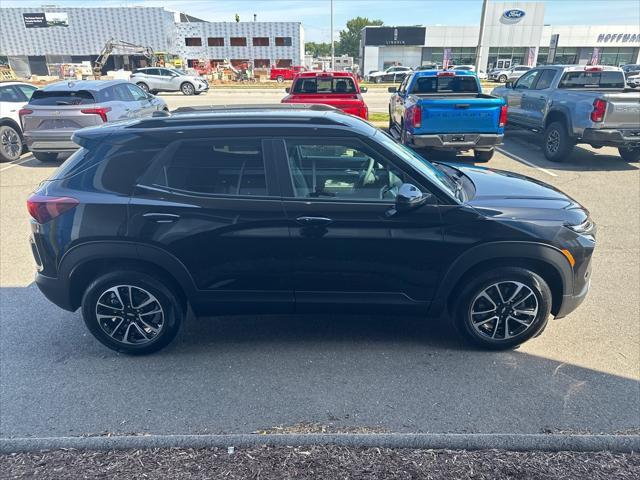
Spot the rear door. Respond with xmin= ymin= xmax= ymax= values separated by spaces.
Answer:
xmin=129 ymin=134 xmax=293 ymax=314
xmin=274 ymin=135 xmax=446 ymax=312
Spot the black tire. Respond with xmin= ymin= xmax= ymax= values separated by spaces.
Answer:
xmin=388 ymin=108 xmax=394 ymax=131
xmin=473 ymin=148 xmax=494 ymax=163
xmin=0 ymin=124 xmax=24 ymax=162
xmin=618 ymin=146 xmax=640 ymax=162
xmin=499 ymin=75 xmax=507 ymax=83
xmin=81 ymin=270 xmax=184 ymax=355
xmin=136 ymin=82 xmax=149 ymax=93
xmin=193 ymin=91 xmax=202 ymax=95
xmin=543 ymin=121 xmax=575 ymax=162
xmin=276 ymin=75 xmax=284 ymax=83
xmin=180 ymin=82 xmax=195 ymax=96
xmin=32 ymin=152 xmax=58 ymax=162
xmin=454 ymin=267 xmax=552 ymax=350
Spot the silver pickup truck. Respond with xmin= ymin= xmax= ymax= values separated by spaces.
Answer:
xmin=492 ymin=65 xmax=640 ymax=162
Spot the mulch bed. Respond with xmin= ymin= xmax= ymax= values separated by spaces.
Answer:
xmin=1 ymin=446 xmax=639 ymax=479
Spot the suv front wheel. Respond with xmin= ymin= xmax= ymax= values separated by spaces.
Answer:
xmin=81 ymin=270 xmax=183 ymax=354
xmin=180 ymin=82 xmax=195 ymax=95
xmin=454 ymin=267 xmax=552 ymax=350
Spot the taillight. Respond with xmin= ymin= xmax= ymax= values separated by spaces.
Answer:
xmin=27 ymin=194 xmax=79 ymax=224
xmin=591 ymin=99 xmax=606 ymax=122
xmin=363 ymin=105 xmax=369 ymax=120
xmin=585 ymin=66 xmax=602 ymax=72
xmin=499 ymin=104 xmax=508 ymax=127
xmin=18 ymin=108 xmax=33 ymax=128
xmin=437 ymin=71 xmax=456 ymax=77
xmin=80 ymin=107 xmax=111 ymax=122
xmin=407 ymin=105 xmax=422 ymax=128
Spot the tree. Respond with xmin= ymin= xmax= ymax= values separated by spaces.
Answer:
xmin=336 ymin=17 xmax=383 ymax=59
xmin=305 ymin=42 xmax=332 ymax=58
xmin=235 ymin=13 xmax=240 ymax=22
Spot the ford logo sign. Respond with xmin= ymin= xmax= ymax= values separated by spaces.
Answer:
xmin=503 ymin=9 xmax=525 ymax=19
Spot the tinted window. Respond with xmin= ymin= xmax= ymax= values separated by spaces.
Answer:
xmin=559 ymin=71 xmax=625 ymax=88
xmin=292 ymin=77 xmax=356 ymax=94
xmin=125 ymin=83 xmax=147 ymax=101
xmin=411 ymin=75 xmax=479 ymax=94
xmin=0 ymin=85 xmax=23 ymax=102
xmin=143 ymin=68 xmax=160 ymax=76
xmin=99 ymin=145 xmax=161 ymax=194
xmin=285 ymin=139 xmax=405 ymax=201
xmin=29 ymin=90 xmax=95 ymax=105
xmin=534 ymin=69 xmax=556 ymax=90
xmin=15 ymin=84 xmax=37 ymax=100
xmin=147 ymin=139 xmax=267 ymax=196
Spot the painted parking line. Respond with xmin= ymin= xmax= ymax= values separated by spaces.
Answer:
xmin=0 ymin=156 xmax=33 ymax=173
xmin=496 ymin=147 xmax=558 ymax=177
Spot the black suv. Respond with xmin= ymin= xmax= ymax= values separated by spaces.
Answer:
xmin=28 ymin=105 xmax=595 ymax=354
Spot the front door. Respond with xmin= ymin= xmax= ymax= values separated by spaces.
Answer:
xmin=274 ymin=137 xmax=445 ymax=313
xmin=506 ymin=69 xmax=541 ymax=125
xmin=129 ymin=135 xmax=293 ymax=314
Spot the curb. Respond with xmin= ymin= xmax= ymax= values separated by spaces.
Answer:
xmin=2 ymin=433 xmax=639 ymax=454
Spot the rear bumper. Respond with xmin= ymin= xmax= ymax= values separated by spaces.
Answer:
xmin=24 ymin=131 xmax=77 ymax=153
xmin=35 ymin=272 xmax=75 ymax=312
xmin=581 ymin=128 xmax=640 ymax=147
xmin=408 ymin=132 xmax=504 ymax=150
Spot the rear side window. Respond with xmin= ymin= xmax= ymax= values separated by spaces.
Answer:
xmin=29 ymin=90 xmax=96 ymax=105
xmin=558 ymin=71 xmax=625 ymax=89
xmin=292 ymin=77 xmax=357 ymax=94
xmin=411 ymin=75 xmax=479 ymax=94
xmin=145 ymin=139 xmax=268 ymax=197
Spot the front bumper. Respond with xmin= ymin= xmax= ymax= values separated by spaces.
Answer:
xmin=24 ymin=130 xmax=77 ymax=153
xmin=581 ymin=128 xmax=640 ymax=147
xmin=555 ymin=279 xmax=590 ymax=319
xmin=408 ymin=132 xmax=504 ymax=150
xmin=194 ymin=81 xmax=209 ymax=92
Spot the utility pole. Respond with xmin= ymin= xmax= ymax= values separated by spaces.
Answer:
xmin=474 ymin=0 xmax=489 ymax=72
xmin=330 ymin=0 xmax=335 ymax=70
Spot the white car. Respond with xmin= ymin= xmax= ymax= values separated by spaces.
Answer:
xmin=366 ymin=66 xmax=413 ymax=83
xmin=450 ymin=65 xmax=487 ymax=80
xmin=627 ymin=73 xmax=640 ymax=88
xmin=490 ymin=65 xmax=531 ymax=83
xmin=0 ymin=81 xmax=37 ymax=162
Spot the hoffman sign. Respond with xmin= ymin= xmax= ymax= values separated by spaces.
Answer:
xmin=597 ymin=33 xmax=639 ymax=43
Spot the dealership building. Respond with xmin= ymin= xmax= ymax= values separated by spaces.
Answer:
xmin=0 ymin=6 xmax=304 ymax=76
xmin=360 ymin=1 xmax=640 ymax=74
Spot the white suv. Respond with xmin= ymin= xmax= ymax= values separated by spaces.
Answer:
xmin=0 ymin=81 xmax=37 ymax=162
xmin=130 ymin=68 xmax=209 ymax=96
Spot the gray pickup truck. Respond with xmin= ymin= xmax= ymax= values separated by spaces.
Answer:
xmin=492 ymin=65 xmax=640 ymax=162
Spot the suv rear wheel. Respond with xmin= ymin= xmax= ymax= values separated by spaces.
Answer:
xmin=454 ymin=267 xmax=552 ymax=350
xmin=181 ymin=82 xmax=195 ymax=96
xmin=543 ymin=121 xmax=575 ymax=162
xmin=0 ymin=124 xmax=23 ymax=162
xmin=498 ymin=74 xmax=507 ymax=82
xmin=33 ymin=152 xmax=58 ymax=162
xmin=81 ymin=270 xmax=183 ymax=354
xmin=618 ymin=146 xmax=640 ymax=162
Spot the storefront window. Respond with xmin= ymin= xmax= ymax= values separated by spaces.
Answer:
xmin=598 ymin=47 xmax=636 ymax=66
xmin=537 ymin=47 xmax=549 ymax=66
xmin=553 ymin=48 xmax=578 ymax=64
xmin=487 ymin=47 xmax=529 ymax=70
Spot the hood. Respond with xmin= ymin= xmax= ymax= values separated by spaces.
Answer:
xmin=451 ymin=163 xmax=589 ymax=225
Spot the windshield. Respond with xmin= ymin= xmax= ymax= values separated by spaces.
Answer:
xmin=374 ymin=130 xmax=460 ymax=202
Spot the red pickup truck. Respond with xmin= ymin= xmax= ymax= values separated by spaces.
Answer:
xmin=270 ymin=66 xmax=306 ymax=82
xmin=281 ymin=71 xmax=369 ymax=120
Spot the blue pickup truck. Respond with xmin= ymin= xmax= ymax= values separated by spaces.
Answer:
xmin=388 ymin=70 xmax=507 ymax=162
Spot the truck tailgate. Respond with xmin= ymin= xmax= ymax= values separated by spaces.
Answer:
xmin=283 ymin=93 xmax=365 ymax=117
xmin=416 ymin=96 xmax=504 ymax=134
xmin=603 ymin=92 xmax=640 ymax=128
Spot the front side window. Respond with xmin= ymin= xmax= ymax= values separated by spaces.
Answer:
xmin=285 ymin=139 xmax=405 ymax=201
xmin=145 ymin=139 xmax=267 ymax=197
xmin=125 ymin=83 xmax=148 ymax=101
xmin=514 ymin=70 xmax=540 ymax=90
xmin=15 ymin=84 xmax=37 ymax=101
xmin=0 ymin=85 xmax=22 ymax=102
xmin=292 ymin=77 xmax=356 ymax=94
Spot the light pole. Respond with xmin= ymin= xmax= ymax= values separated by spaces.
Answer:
xmin=330 ymin=0 xmax=335 ymax=70
xmin=475 ymin=0 xmax=489 ymax=73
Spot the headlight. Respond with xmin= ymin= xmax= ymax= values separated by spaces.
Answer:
xmin=565 ymin=217 xmax=595 ymax=235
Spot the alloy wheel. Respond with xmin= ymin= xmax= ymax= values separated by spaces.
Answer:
xmin=469 ymin=281 xmax=539 ymax=341
xmin=182 ymin=83 xmax=195 ymax=95
xmin=0 ymin=126 xmax=22 ymax=161
xmin=95 ymin=285 xmax=165 ymax=345
xmin=546 ymin=129 xmax=560 ymax=154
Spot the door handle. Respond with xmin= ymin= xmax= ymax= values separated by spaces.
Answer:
xmin=143 ymin=212 xmax=180 ymax=223
xmin=296 ymin=216 xmax=333 ymax=226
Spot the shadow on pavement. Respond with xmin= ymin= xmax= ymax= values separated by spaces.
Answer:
xmin=1 ymin=284 xmax=638 ymax=438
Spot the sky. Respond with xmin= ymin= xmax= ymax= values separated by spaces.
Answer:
xmin=2 ymin=0 xmax=639 ymax=42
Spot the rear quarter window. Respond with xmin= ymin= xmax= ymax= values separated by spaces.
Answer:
xmin=29 ymin=90 xmax=96 ymax=106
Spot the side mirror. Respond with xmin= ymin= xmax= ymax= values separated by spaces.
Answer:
xmin=505 ymin=81 xmax=513 ymax=89
xmin=387 ymin=86 xmax=397 ymax=93
xmin=386 ymin=183 xmax=429 ymax=216
xmin=360 ymin=86 xmax=368 ymax=93
xmin=285 ymin=87 xmax=290 ymax=93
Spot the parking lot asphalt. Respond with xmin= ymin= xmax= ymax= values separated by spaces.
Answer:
xmin=0 ymin=92 xmax=638 ymax=439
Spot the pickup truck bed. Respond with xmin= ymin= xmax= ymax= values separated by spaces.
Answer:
xmin=389 ymin=70 xmax=507 ymax=162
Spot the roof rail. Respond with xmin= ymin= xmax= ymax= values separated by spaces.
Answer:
xmin=171 ymin=104 xmax=339 ymax=114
